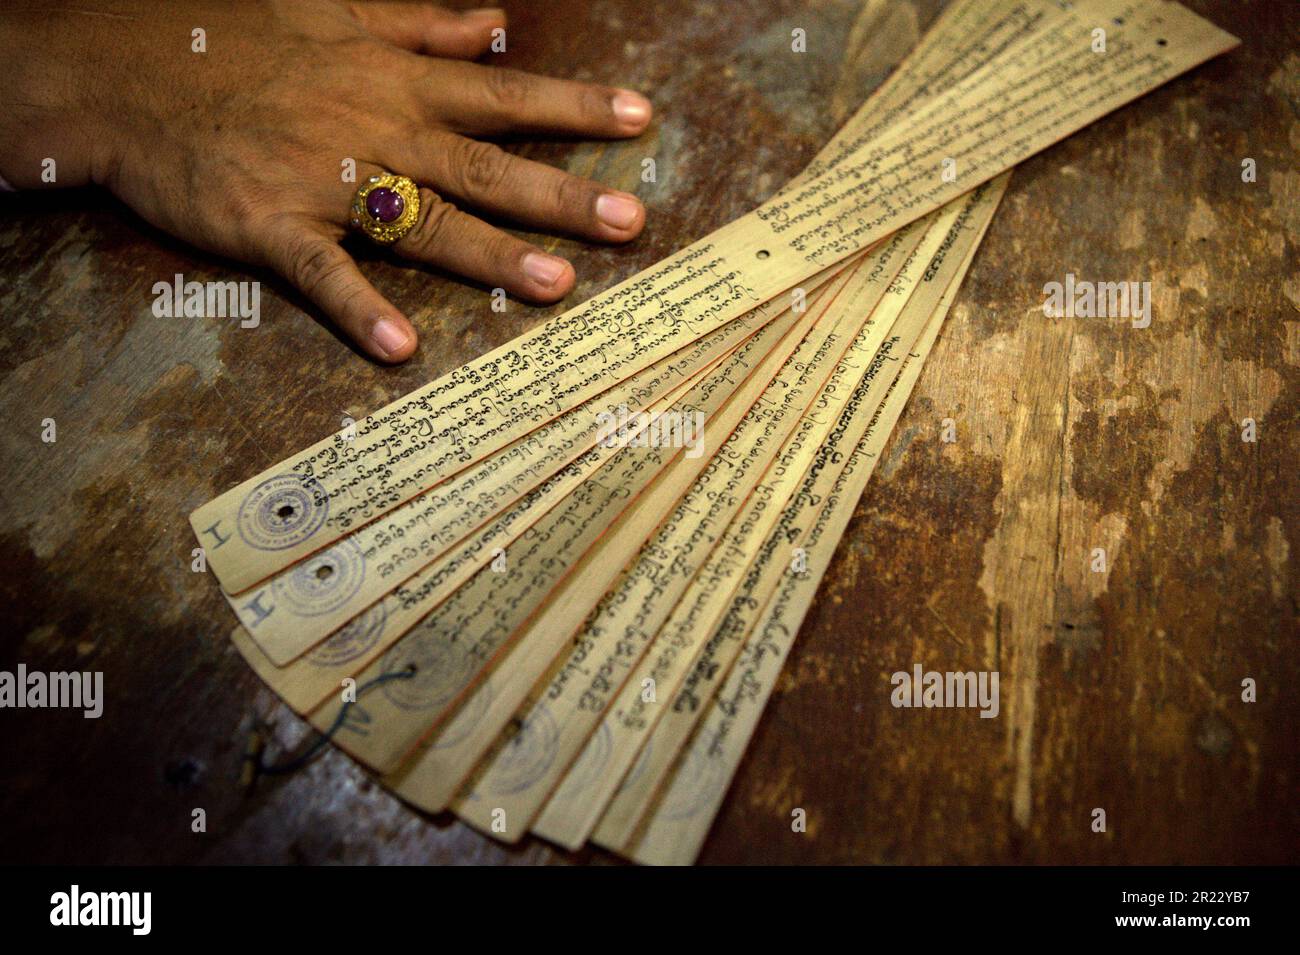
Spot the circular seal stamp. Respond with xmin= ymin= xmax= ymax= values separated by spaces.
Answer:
xmin=236 ymin=473 xmax=329 ymax=551
xmin=305 ymin=601 xmax=387 ymax=668
xmin=430 ymin=678 xmax=493 ymax=750
xmin=271 ymin=538 xmax=366 ymax=617
xmin=379 ymin=626 xmax=479 ymax=712
xmin=486 ymin=704 xmax=560 ymax=796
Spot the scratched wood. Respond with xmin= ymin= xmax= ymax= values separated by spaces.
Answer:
xmin=0 ymin=0 xmax=1294 ymax=865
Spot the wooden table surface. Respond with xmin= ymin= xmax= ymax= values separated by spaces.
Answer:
xmin=0 ymin=0 xmax=1295 ymax=865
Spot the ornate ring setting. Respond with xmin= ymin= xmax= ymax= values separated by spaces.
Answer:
xmin=350 ymin=173 xmax=420 ymax=245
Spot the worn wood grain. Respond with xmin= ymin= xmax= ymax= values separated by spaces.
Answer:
xmin=0 ymin=0 xmax=1294 ymax=865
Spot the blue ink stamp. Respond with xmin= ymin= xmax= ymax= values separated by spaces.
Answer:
xmin=379 ymin=626 xmax=477 ymax=712
xmin=657 ymin=742 xmax=724 ymax=821
xmin=430 ymin=678 xmax=493 ymax=750
xmin=272 ymin=538 xmax=366 ymax=617
xmin=485 ymin=704 xmax=559 ymax=796
xmin=236 ymin=473 xmax=328 ymax=551
xmin=305 ymin=601 xmax=387 ymax=668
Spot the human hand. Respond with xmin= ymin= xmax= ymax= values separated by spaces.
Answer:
xmin=0 ymin=1 xmax=652 ymax=362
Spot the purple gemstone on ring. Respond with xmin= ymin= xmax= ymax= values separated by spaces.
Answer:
xmin=365 ymin=187 xmax=405 ymax=224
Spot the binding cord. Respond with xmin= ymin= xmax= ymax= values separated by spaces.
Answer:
xmin=249 ymin=667 xmax=416 ymax=778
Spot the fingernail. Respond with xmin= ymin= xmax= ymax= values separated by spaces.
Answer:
xmin=371 ymin=317 xmax=412 ymax=359
xmin=611 ymin=90 xmax=652 ymax=128
xmin=523 ymin=252 xmax=569 ymax=288
xmin=596 ymin=192 xmax=642 ymax=231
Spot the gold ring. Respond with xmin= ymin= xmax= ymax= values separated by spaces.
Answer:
xmin=350 ymin=173 xmax=420 ymax=245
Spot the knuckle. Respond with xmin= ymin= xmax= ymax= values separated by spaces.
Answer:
xmin=226 ymin=187 xmax=268 ymax=226
xmin=334 ymin=279 xmax=372 ymax=315
xmin=335 ymin=35 xmax=389 ymax=69
xmin=455 ymin=139 xmax=511 ymax=196
xmin=288 ymin=238 xmax=348 ymax=297
xmin=553 ymin=173 xmax=596 ymax=219
xmin=405 ymin=190 xmax=458 ymax=253
xmin=484 ymin=67 xmax=533 ymax=109
xmin=487 ymin=232 xmax=526 ymax=270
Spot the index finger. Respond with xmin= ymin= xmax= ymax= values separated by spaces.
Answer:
xmin=351 ymin=3 xmax=505 ymax=58
xmin=422 ymin=61 xmax=652 ymax=138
